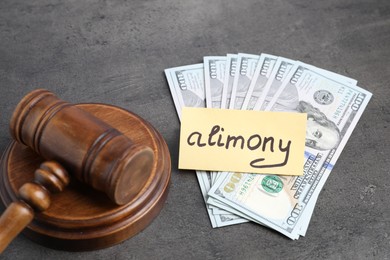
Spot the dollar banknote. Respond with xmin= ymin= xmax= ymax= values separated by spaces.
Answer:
xmin=207 ymin=62 xmax=371 ymax=239
xmin=165 ymin=63 xmax=205 ymax=120
xmin=264 ymin=61 xmax=358 ymax=111
xmin=254 ymin=59 xmax=358 ymax=112
xmin=211 ymin=58 xmax=325 ymax=237
xmin=241 ymin=53 xmax=277 ymax=110
xmin=165 ymin=64 xmax=249 ymax=227
xmin=203 ymin=56 xmax=227 ymax=183
xmin=221 ymin=54 xmax=238 ymax=109
xmin=165 ymin=53 xmax=371 ymax=239
xmin=252 ymin=57 xmax=296 ymax=111
xmin=204 ymin=56 xmax=226 ymax=109
xmin=229 ymin=53 xmax=260 ymax=110
xmin=196 ymin=171 xmax=248 ymax=227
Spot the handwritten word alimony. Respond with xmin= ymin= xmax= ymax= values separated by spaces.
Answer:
xmin=187 ymin=124 xmax=291 ymax=169
xmin=179 ymin=107 xmax=306 ymax=175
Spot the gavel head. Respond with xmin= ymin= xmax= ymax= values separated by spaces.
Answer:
xmin=9 ymin=89 xmax=154 ymax=205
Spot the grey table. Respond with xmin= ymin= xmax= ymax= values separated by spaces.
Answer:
xmin=1 ymin=1 xmax=389 ymax=259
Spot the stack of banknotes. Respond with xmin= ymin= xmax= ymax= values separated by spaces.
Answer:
xmin=164 ymin=53 xmax=372 ymax=239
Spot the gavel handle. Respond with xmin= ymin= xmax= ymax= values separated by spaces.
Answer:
xmin=0 ymin=202 xmax=34 ymax=253
xmin=0 ymin=161 xmax=69 ymax=254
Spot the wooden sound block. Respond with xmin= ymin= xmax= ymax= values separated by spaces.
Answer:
xmin=0 ymin=103 xmax=171 ymax=251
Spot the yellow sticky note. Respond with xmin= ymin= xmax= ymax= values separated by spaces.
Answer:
xmin=179 ymin=107 xmax=307 ymax=175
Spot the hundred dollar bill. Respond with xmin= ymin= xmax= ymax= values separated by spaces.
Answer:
xmin=221 ymin=54 xmax=238 ymax=109
xmin=255 ymin=59 xmax=357 ymax=112
xmin=208 ymin=173 xmax=300 ymax=239
xmin=252 ymin=57 xmax=296 ymax=111
xmin=165 ymin=64 xmax=249 ymax=227
xmin=212 ymin=57 xmax=320 ymax=236
xmin=265 ymin=62 xmax=358 ymax=111
xmin=268 ymin=62 xmax=368 ymax=209
xmin=165 ymin=64 xmax=205 ymax=120
xmin=208 ymin=173 xmax=317 ymax=236
xmin=203 ymin=56 xmax=227 ymax=186
xmin=204 ymin=56 xmax=226 ymax=109
xmin=196 ymin=171 xmax=248 ymax=227
xmin=208 ymin=65 xmax=371 ymax=238
xmin=229 ymin=53 xmax=260 ymax=110
xmin=210 ymin=56 xmax=315 ymax=237
xmin=241 ymin=53 xmax=277 ymax=110
xmin=204 ymin=56 xmax=227 ymax=184
xmin=213 ymin=56 xmax=305 ymax=234
xmin=208 ymin=174 xmax=318 ymax=237
xmin=207 ymin=196 xmax=258 ymax=222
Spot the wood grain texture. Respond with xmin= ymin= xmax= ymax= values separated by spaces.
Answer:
xmin=10 ymin=89 xmax=155 ymax=205
xmin=0 ymin=161 xmax=69 ymax=253
xmin=0 ymin=103 xmax=171 ymax=251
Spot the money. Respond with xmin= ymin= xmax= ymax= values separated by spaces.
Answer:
xmin=252 ymin=57 xmax=296 ymax=111
xmin=165 ymin=63 xmax=205 ymax=120
xmin=204 ymin=56 xmax=226 ymax=109
xmin=165 ymin=64 xmax=249 ymax=227
xmin=196 ymin=171 xmax=248 ymax=227
xmin=203 ymin=56 xmax=227 ymax=184
xmin=208 ymin=64 xmax=371 ymax=238
xmin=221 ymin=54 xmax=238 ymax=109
xmin=229 ymin=53 xmax=260 ymax=110
xmin=241 ymin=53 xmax=277 ymax=110
xmin=165 ymin=53 xmax=372 ymax=239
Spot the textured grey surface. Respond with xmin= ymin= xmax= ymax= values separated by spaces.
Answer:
xmin=0 ymin=0 xmax=389 ymax=259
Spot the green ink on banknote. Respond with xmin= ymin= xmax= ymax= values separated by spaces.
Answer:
xmin=261 ymin=175 xmax=283 ymax=193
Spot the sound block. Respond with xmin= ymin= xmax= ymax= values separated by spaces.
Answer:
xmin=0 ymin=103 xmax=171 ymax=251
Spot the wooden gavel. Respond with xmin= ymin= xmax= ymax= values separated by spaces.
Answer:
xmin=0 ymin=161 xmax=69 ymax=253
xmin=0 ymin=89 xmax=158 ymax=252
xmin=10 ymin=89 xmax=154 ymax=205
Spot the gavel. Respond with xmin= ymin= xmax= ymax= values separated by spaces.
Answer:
xmin=10 ymin=89 xmax=154 ymax=205
xmin=0 ymin=89 xmax=160 ymax=252
xmin=0 ymin=161 xmax=69 ymax=253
